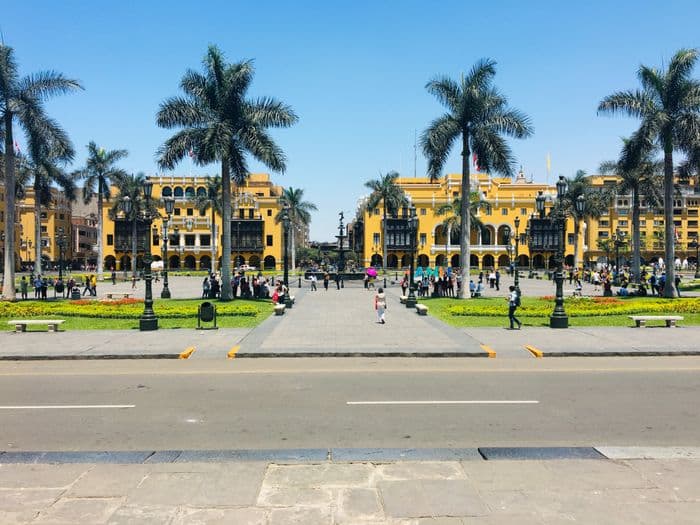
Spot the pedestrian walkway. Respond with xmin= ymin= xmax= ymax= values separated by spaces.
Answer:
xmin=1 ymin=451 xmax=699 ymax=524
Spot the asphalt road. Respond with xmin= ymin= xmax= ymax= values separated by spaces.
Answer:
xmin=1 ymin=358 xmax=699 ymax=451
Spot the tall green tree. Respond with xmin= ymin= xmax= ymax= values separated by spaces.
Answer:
xmin=110 ymin=173 xmax=157 ymax=277
xmin=598 ymin=48 xmax=700 ymax=297
xmin=364 ymin=171 xmax=408 ymax=270
xmin=25 ymin=126 xmax=77 ymax=274
xmin=157 ymin=45 xmax=297 ymax=300
xmin=422 ymin=59 xmax=533 ymax=298
xmin=74 ymin=142 xmax=129 ymax=277
xmin=558 ymin=170 xmax=611 ymax=271
xmin=193 ymin=175 xmax=223 ymax=273
xmin=0 ymin=44 xmax=82 ymax=297
xmin=276 ymin=187 xmax=317 ymax=271
xmin=600 ymin=140 xmax=663 ymax=282
xmin=435 ymin=192 xmax=490 ymax=259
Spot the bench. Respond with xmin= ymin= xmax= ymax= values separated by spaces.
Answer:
xmin=274 ymin=304 xmax=286 ymax=316
xmin=629 ymin=315 xmax=684 ymax=328
xmin=415 ymin=304 xmax=429 ymax=316
xmin=105 ymin=293 xmax=132 ymax=300
xmin=8 ymin=320 xmax=65 ymax=333
xmin=399 ymin=295 xmax=407 ymax=304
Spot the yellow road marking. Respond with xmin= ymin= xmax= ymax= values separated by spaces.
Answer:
xmin=227 ymin=346 xmax=240 ymax=359
xmin=525 ymin=345 xmax=543 ymax=358
xmin=179 ymin=346 xmax=196 ymax=359
xmin=480 ymin=344 xmax=496 ymax=358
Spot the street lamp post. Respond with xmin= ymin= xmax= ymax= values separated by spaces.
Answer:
xmin=575 ymin=195 xmax=585 ymax=274
xmin=123 ymin=182 xmax=158 ymax=331
xmin=691 ymin=239 xmax=700 ymax=279
xmin=55 ymin=227 xmax=66 ymax=282
xmin=281 ymin=205 xmax=292 ymax=308
xmin=550 ymin=176 xmax=569 ymax=329
xmin=612 ymin=227 xmax=625 ymax=285
xmin=405 ymin=205 xmax=418 ymax=309
xmin=160 ymin=197 xmax=174 ymax=299
xmin=513 ymin=216 xmax=521 ymax=294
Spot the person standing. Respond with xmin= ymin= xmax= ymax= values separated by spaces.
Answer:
xmin=335 ymin=273 xmax=341 ymax=290
xmin=90 ymin=274 xmax=97 ymax=296
xmin=323 ymin=273 xmax=330 ymax=291
xmin=20 ymin=276 xmax=28 ymax=300
xmin=310 ymin=274 xmax=317 ymax=291
xmin=495 ymin=269 xmax=500 ymax=291
xmin=202 ymin=276 xmax=211 ymax=299
xmin=111 ymin=269 xmax=116 ymax=285
xmin=507 ymin=285 xmax=521 ymax=330
xmin=374 ymin=287 xmax=387 ymax=324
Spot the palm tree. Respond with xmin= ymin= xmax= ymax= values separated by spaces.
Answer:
xmin=111 ymin=173 xmax=156 ymax=278
xmin=0 ymin=44 xmax=82 ymax=298
xmin=276 ymin=187 xmax=317 ymax=270
xmin=24 ymin=128 xmax=78 ymax=275
xmin=193 ymin=175 xmax=223 ymax=273
xmin=364 ymin=171 xmax=408 ymax=270
xmin=600 ymin=140 xmax=663 ymax=282
xmin=435 ymin=192 xmax=491 ymax=254
xmin=156 ymin=45 xmax=298 ymax=301
xmin=558 ymin=170 xmax=611 ymax=271
xmin=74 ymin=142 xmax=128 ymax=278
xmin=598 ymin=48 xmax=700 ymax=297
xmin=422 ymin=59 xmax=533 ymax=298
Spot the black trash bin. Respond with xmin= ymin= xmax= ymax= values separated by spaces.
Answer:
xmin=70 ymin=287 xmax=81 ymax=300
xmin=198 ymin=301 xmax=218 ymax=330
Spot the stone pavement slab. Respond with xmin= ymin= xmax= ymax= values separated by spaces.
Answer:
xmin=0 ymin=457 xmax=699 ymax=524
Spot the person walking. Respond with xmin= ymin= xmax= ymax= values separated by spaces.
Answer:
xmin=507 ymin=285 xmax=521 ymax=330
xmin=90 ymin=274 xmax=97 ymax=296
xmin=202 ymin=276 xmax=211 ymax=299
xmin=111 ymin=269 xmax=116 ymax=285
xmin=131 ymin=274 xmax=137 ymax=290
xmin=323 ymin=273 xmax=330 ymax=291
xmin=374 ymin=287 xmax=387 ymax=324
xmin=495 ymin=269 xmax=500 ymax=291
xmin=310 ymin=274 xmax=317 ymax=291
xmin=335 ymin=272 xmax=342 ymax=290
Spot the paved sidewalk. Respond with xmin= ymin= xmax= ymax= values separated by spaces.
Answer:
xmin=1 ymin=454 xmax=699 ymax=524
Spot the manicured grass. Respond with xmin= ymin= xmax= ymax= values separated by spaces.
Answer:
xmin=0 ymin=298 xmax=272 ymax=331
xmin=418 ymin=295 xmax=700 ymax=327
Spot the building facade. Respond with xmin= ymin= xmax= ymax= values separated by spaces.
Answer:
xmin=351 ymin=171 xmax=581 ymax=271
xmin=16 ymin=188 xmax=73 ymax=271
xmin=101 ymin=173 xmax=287 ymax=272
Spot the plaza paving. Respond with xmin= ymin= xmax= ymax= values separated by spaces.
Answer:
xmin=2 ymin=273 xmax=700 ymax=359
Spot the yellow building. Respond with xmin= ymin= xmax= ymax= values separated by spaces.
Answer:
xmin=585 ymin=175 xmax=700 ymax=267
xmin=102 ymin=173 xmax=287 ymax=272
xmin=351 ymin=171 xmax=581 ymax=271
xmin=0 ymin=182 xmax=23 ymax=271
xmin=16 ymin=187 xmax=73 ymax=271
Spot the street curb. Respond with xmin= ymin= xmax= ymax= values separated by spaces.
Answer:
xmin=0 ymin=447 xmax=627 ymax=464
xmin=179 ymin=346 xmax=196 ymax=359
xmin=0 ymin=354 xmax=181 ymax=361
xmin=234 ymin=352 xmax=490 ymax=358
xmin=531 ymin=350 xmax=700 ymax=357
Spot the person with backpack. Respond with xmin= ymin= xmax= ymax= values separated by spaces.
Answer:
xmin=507 ymin=285 xmax=522 ymax=330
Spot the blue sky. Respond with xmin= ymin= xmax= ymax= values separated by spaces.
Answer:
xmin=6 ymin=0 xmax=700 ymax=239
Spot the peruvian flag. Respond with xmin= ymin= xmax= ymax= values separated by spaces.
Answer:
xmin=188 ymin=148 xmax=194 ymax=158
xmin=472 ymin=153 xmax=479 ymax=171
xmin=14 ymin=140 xmax=21 ymax=154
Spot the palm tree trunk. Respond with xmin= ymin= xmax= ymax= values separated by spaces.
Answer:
xmin=291 ymin=223 xmax=296 ymax=272
xmin=631 ymin=189 xmax=641 ymax=283
xmin=459 ymin=133 xmax=471 ymax=299
xmin=96 ymin=181 xmax=104 ymax=278
xmin=2 ymin=114 xmax=16 ymax=299
xmin=211 ymin=207 xmax=217 ymax=274
xmin=34 ymin=183 xmax=43 ymax=276
xmin=663 ymin=143 xmax=676 ymax=297
xmin=131 ymin=213 xmax=137 ymax=279
xmin=220 ymin=163 xmax=233 ymax=300
xmin=382 ymin=204 xmax=387 ymax=271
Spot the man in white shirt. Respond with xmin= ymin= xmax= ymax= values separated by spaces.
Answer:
xmin=507 ymin=285 xmax=522 ymax=330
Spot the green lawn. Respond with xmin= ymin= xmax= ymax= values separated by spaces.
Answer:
xmin=0 ymin=298 xmax=272 ymax=331
xmin=417 ymin=295 xmax=700 ymax=327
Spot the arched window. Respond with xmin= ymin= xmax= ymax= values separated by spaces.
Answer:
xmin=174 ymin=187 xmax=184 ymax=198
xmin=196 ymin=187 xmax=207 ymax=197
xmin=185 ymin=187 xmax=195 ymax=199
xmin=161 ymin=186 xmax=172 ymax=197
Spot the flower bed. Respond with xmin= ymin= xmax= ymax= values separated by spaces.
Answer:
xmin=0 ymin=299 xmax=262 ymax=320
xmin=446 ymin=297 xmax=700 ymax=318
